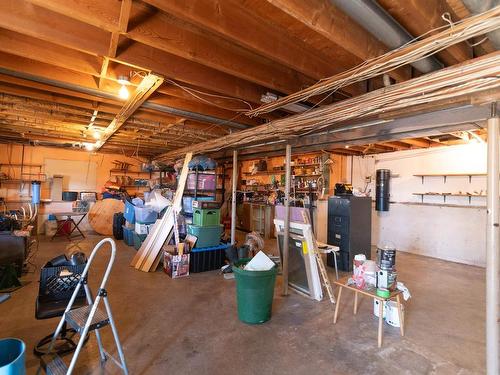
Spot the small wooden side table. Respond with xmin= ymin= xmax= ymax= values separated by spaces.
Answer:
xmin=333 ymin=276 xmax=404 ymax=347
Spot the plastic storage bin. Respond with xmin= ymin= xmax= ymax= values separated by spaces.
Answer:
xmin=135 ymin=222 xmax=154 ymax=235
xmin=133 ymin=206 xmax=158 ymax=224
xmin=187 ymin=224 xmax=223 ymax=248
xmin=182 ymin=196 xmax=214 ymax=214
xmin=132 ymin=231 xmax=146 ymax=251
xmin=186 ymin=173 xmax=216 ymax=190
xmin=122 ymin=225 xmax=134 ymax=246
xmin=124 ymin=200 xmax=136 ymax=224
xmin=193 ymin=208 xmax=221 ymax=226
xmin=190 ymin=243 xmax=228 ymax=273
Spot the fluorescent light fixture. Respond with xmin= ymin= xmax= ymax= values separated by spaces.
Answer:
xmin=93 ymin=131 xmax=101 ymax=140
xmin=260 ymin=92 xmax=310 ymax=114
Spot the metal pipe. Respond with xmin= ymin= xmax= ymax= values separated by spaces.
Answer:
xmin=330 ymin=0 xmax=443 ymax=73
xmin=0 ymin=67 xmax=249 ymax=129
xmin=231 ymin=150 xmax=238 ymax=245
xmin=461 ymin=0 xmax=500 ymax=50
xmin=282 ymin=144 xmax=292 ymax=296
xmin=486 ymin=103 xmax=499 ymax=375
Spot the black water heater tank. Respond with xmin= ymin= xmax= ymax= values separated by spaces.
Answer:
xmin=376 ymin=169 xmax=390 ymax=211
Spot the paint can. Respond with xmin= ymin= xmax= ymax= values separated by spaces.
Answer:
xmin=31 ymin=181 xmax=41 ymax=204
xmin=377 ymin=269 xmax=397 ymax=291
xmin=377 ymin=246 xmax=396 ymax=270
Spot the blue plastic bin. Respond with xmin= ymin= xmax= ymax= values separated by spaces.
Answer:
xmin=122 ymin=225 xmax=134 ymax=247
xmin=134 ymin=206 xmax=157 ymax=224
xmin=0 ymin=338 xmax=26 ymax=375
xmin=124 ymin=200 xmax=136 ymax=224
xmin=132 ymin=231 xmax=147 ymax=250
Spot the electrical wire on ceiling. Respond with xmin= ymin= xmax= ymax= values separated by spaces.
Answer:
xmin=246 ymin=6 xmax=500 ymax=117
xmin=130 ymin=70 xmax=254 ymax=112
xmin=164 ymin=78 xmax=254 ymax=112
xmin=156 ymin=51 xmax=500 ymax=162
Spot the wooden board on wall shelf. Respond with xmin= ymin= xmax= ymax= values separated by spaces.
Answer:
xmin=88 ymin=199 xmax=125 ymax=236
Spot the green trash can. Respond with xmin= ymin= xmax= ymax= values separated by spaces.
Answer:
xmin=233 ymin=258 xmax=278 ymax=324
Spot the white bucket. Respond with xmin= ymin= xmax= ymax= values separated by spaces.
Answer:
xmin=385 ymin=300 xmax=404 ymax=327
xmin=44 ymin=220 xmax=58 ymax=236
xmin=373 ymin=300 xmax=404 ymax=327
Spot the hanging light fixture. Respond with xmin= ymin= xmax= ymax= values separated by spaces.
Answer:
xmin=117 ymin=75 xmax=130 ymax=100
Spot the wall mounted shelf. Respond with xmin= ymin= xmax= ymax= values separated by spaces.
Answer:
xmin=414 ymin=173 xmax=485 ymax=183
xmin=413 ymin=192 xmax=486 ymax=204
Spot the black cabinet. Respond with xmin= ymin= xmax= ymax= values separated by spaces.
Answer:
xmin=327 ymin=196 xmax=371 ymax=271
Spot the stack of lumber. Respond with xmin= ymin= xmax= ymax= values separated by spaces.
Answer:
xmin=130 ymin=153 xmax=192 ymax=272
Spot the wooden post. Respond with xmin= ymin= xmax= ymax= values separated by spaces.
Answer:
xmin=231 ymin=150 xmax=238 ymax=245
xmin=283 ymin=144 xmax=291 ymax=295
xmin=486 ymin=103 xmax=499 ymax=375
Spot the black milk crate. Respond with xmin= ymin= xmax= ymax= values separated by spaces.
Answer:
xmin=189 ymin=243 xmax=228 ymax=273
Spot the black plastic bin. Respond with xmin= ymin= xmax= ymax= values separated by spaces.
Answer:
xmin=189 ymin=243 xmax=228 ymax=273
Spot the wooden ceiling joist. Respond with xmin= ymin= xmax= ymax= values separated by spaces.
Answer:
xmin=262 ymin=0 xmax=411 ymax=83
xmin=377 ymin=0 xmax=472 ymax=65
xmin=95 ymin=72 xmax=164 ymax=150
xmin=141 ymin=0 xmax=363 ymax=97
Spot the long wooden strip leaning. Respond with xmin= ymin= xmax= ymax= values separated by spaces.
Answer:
xmin=134 ymin=152 xmax=192 ymax=271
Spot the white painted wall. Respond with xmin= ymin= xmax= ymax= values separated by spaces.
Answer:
xmin=349 ymin=143 xmax=489 ymax=266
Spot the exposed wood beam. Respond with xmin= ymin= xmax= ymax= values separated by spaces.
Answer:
xmin=0 ymin=0 xmax=109 ymax=56
xmin=262 ymin=0 xmax=412 ymax=82
xmin=0 ymin=77 xmax=231 ymax=134
xmin=379 ymin=141 xmax=412 ymax=150
xmin=0 ymin=2 xmax=271 ymax=106
xmin=23 ymin=0 xmax=327 ymax=97
xmin=444 ymin=0 xmax=496 ymax=56
xmin=108 ymin=0 xmax=131 ymax=58
xmin=114 ymin=41 xmax=266 ymax=104
xmin=0 ymin=28 xmax=102 ymax=76
xmin=141 ymin=0 xmax=363 ymax=97
xmin=377 ymin=0 xmax=472 ymax=65
xmin=398 ymin=138 xmax=433 ymax=148
xmin=96 ymin=73 xmax=164 ymax=149
xmin=0 ymin=53 xmax=260 ymax=127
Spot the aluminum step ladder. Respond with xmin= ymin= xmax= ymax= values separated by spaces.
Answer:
xmin=39 ymin=238 xmax=128 ymax=375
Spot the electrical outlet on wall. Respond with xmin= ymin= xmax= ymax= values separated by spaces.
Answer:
xmin=365 ymin=175 xmax=372 ymax=183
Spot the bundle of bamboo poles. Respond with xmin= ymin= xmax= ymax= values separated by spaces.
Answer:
xmin=246 ymin=5 xmax=500 ymax=117
xmin=156 ymin=51 xmax=500 ymax=162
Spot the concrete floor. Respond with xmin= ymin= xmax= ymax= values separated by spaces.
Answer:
xmin=0 ymin=231 xmax=487 ymax=374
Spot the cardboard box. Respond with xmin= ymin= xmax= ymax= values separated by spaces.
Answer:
xmin=163 ymin=251 xmax=190 ymax=279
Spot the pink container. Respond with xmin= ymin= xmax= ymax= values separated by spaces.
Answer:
xmin=186 ymin=173 xmax=216 ymax=191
